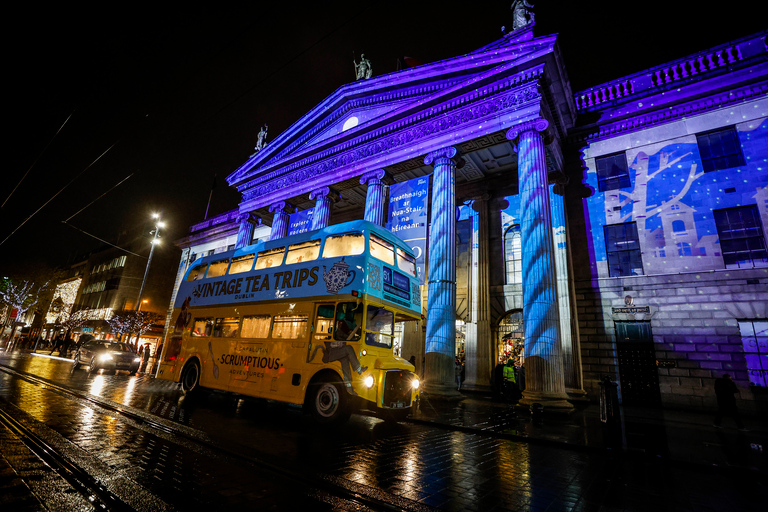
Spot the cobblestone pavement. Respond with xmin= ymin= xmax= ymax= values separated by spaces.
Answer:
xmin=1 ymin=350 xmax=766 ymax=511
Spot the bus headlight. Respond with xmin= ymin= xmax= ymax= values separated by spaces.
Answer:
xmin=411 ymin=378 xmax=420 ymax=390
xmin=363 ymin=375 xmax=374 ymax=388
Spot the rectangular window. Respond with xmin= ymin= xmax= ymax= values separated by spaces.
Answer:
xmin=604 ymin=222 xmax=644 ymax=277
xmin=213 ymin=317 xmax=239 ymax=338
xmin=228 ymin=254 xmax=255 ymax=274
xmin=187 ymin=263 xmax=205 ymax=281
xmin=254 ymin=247 xmax=285 ymax=270
xmin=396 ymin=248 xmax=416 ymax=277
xmin=272 ymin=315 xmax=308 ymax=339
xmin=738 ymin=320 xmax=768 ymax=387
xmin=241 ymin=315 xmax=271 ymax=338
xmin=322 ymin=233 xmax=365 ymax=259
xmin=191 ymin=318 xmax=214 ymax=337
xmin=596 ymin=152 xmax=631 ymax=192
xmin=285 ymin=240 xmax=321 ymax=265
xmin=206 ymin=258 xmax=230 ymax=278
xmin=714 ymin=206 xmax=768 ymax=269
xmin=370 ymin=234 xmax=395 ymax=265
xmin=365 ymin=306 xmax=394 ymax=349
xmin=696 ymin=127 xmax=745 ymax=173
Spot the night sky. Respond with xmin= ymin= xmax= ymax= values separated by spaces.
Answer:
xmin=3 ymin=2 xmax=764 ymax=272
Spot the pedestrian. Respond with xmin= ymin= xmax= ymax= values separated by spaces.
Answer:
xmin=455 ymin=359 xmax=463 ymax=390
xmin=141 ymin=344 xmax=151 ymax=372
xmin=713 ymin=374 xmax=746 ymax=430
xmin=49 ymin=335 xmax=63 ymax=356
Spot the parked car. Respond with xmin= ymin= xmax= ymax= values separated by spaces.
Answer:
xmin=73 ymin=340 xmax=141 ymax=375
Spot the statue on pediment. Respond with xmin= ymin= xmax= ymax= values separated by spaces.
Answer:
xmin=254 ymin=123 xmax=268 ymax=152
xmin=511 ymin=0 xmax=535 ymax=30
xmin=354 ymin=54 xmax=372 ymax=80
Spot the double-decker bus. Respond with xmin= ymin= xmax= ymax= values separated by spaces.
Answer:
xmin=157 ymin=220 xmax=422 ymax=423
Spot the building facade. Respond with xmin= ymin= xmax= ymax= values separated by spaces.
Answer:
xmin=568 ymin=31 xmax=768 ymax=413
xmin=177 ymin=25 xmax=767 ymax=414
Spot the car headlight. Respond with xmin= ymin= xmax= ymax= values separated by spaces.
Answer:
xmin=412 ymin=378 xmax=420 ymax=390
xmin=363 ymin=375 xmax=375 ymax=388
xmin=98 ymin=354 xmax=114 ymax=362
xmin=134 ymin=357 xmax=141 ymax=363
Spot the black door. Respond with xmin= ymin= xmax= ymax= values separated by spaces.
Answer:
xmin=615 ymin=321 xmax=661 ymax=406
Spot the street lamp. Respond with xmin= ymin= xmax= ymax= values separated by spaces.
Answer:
xmin=136 ymin=213 xmax=164 ymax=311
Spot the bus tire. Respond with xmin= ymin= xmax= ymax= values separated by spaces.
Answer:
xmin=181 ymin=360 xmax=201 ymax=393
xmin=308 ymin=378 xmax=350 ymax=424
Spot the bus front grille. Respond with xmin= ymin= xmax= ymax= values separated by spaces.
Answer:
xmin=382 ymin=370 xmax=413 ymax=409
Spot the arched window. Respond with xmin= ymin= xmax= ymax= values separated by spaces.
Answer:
xmin=672 ymin=220 xmax=686 ymax=233
xmin=503 ymin=225 xmax=522 ymax=284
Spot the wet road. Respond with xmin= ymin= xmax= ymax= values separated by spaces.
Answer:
xmin=1 ymin=351 xmax=764 ymax=511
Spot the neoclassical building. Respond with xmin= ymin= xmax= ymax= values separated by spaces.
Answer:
xmin=169 ymin=24 xmax=768 ymax=414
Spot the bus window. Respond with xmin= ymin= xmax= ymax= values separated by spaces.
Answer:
xmin=207 ymin=258 xmax=230 ymax=278
xmin=334 ymin=302 xmax=363 ymax=342
xmin=214 ymin=317 xmax=239 ymax=337
xmin=186 ymin=263 xmax=204 ymax=281
xmin=255 ymin=247 xmax=285 ymax=270
xmin=241 ymin=315 xmax=271 ymax=338
xmin=365 ymin=306 xmax=394 ymax=348
xmin=396 ymin=248 xmax=417 ymax=277
xmin=285 ymin=240 xmax=321 ymax=265
xmin=272 ymin=315 xmax=308 ymax=339
xmin=191 ymin=318 xmax=214 ymax=337
xmin=370 ymin=234 xmax=395 ymax=265
xmin=323 ymin=234 xmax=364 ymax=259
xmin=314 ymin=305 xmax=335 ymax=341
xmin=229 ymin=254 xmax=255 ymax=274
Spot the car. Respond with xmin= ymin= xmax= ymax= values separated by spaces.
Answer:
xmin=73 ymin=339 xmax=141 ymax=375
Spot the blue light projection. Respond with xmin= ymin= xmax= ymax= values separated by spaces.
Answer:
xmin=586 ymin=118 xmax=768 ymax=274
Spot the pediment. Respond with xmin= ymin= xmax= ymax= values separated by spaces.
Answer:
xmin=228 ymin=27 xmax=557 ymax=188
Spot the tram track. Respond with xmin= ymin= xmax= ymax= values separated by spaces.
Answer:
xmin=0 ymin=362 xmax=435 ymax=512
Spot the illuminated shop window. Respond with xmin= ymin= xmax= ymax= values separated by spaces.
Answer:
xmin=714 ymin=206 xmax=768 ymax=269
xmin=604 ymin=222 xmax=644 ymax=277
xmin=503 ymin=225 xmax=522 ymax=284
xmin=595 ymin=152 xmax=631 ymax=192
xmin=738 ymin=320 xmax=768 ymax=387
xmin=696 ymin=127 xmax=745 ymax=173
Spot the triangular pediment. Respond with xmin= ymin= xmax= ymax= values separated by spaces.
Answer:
xmin=228 ymin=26 xmax=558 ymax=188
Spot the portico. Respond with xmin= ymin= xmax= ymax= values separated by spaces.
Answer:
xmin=226 ymin=25 xmax=582 ymax=409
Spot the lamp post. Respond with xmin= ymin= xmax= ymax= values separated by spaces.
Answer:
xmin=136 ymin=214 xmax=164 ymax=311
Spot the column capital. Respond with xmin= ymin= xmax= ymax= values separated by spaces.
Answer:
xmin=505 ymin=118 xmax=549 ymax=142
xmin=424 ymin=146 xmax=460 ymax=167
xmin=268 ymin=201 xmax=294 ymax=214
xmin=237 ymin=212 xmax=262 ymax=225
xmin=309 ymin=186 xmax=340 ymax=202
xmin=359 ymin=169 xmax=389 ymax=185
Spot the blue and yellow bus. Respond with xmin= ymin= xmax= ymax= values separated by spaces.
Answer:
xmin=157 ymin=220 xmax=422 ymax=423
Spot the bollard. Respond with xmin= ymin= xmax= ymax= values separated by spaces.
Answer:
xmin=599 ymin=375 xmax=620 ymax=424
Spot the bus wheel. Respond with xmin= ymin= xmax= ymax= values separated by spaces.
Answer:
xmin=309 ymin=379 xmax=350 ymax=424
xmin=181 ymin=360 xmax=201 ymax=393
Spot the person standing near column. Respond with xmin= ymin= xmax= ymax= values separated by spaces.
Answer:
xmin=713 ymin=374 xmax=746 ymax=430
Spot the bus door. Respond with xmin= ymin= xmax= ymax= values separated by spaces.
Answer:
xmin=308 ymin=304 xmax=335 ymax=364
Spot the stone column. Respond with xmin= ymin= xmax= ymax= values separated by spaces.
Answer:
xmin=235 ymin=212 xmax=261 ymax=249
xmin=549 ymin=175 xmax=583 ymax=397
xmin=360 ymin=169 xmax=389 ymax=226
xmin=269 ymin=201 xmax=292 ymax=241
xmin=309 ymin=187 xmax=339 ymax=231
xmin=506 ymin=119 xmax=572 ymax=411
xmin=464 ymin=195 xmax=492 ymax=391
xmin=423 ymin=146 xmax=462 ymax=398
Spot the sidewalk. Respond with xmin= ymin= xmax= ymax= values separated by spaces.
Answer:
xmin=411 ymin=390 xmax=767 ymax=474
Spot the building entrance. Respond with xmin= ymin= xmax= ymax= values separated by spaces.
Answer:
xmin=615 ymin=321 xmax=661 ymax=406
xmin=497 ymin=311 xmax=524 ymax=366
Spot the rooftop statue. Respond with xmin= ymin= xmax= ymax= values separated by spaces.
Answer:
xmin=511 ymin=0 xmax=535 ymax=30
xmin=354 ymin=54 xmax=373 ymax=80
xmin=254 ymin=123 xmax=268 ymax=152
